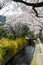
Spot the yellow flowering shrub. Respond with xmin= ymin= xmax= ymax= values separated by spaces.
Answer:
xmin=0 ymin=55 xmax=3 ymax=62
xmin=0 ymin=38 xmax=27 ymax=61
xmin=16 ymin=38 xmax=27 ymax=48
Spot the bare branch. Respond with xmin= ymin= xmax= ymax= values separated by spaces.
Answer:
xmin=13 ymin=0 xmax=43 ymax=17
xmin=13 ymin=0 xmax=43 ymax=7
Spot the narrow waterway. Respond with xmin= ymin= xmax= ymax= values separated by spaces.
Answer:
xmin=9 ymin=44 xmax=35 ymax=65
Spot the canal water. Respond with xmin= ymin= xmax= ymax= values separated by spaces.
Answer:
xmin=9 ymin=45 xmax=35 ymax=65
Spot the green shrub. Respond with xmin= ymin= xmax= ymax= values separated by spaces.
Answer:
xmin=15 ymin=23 xmax=29 ymax=38
xmin=5 ymin=30 xmax=15 ymax=39
xmin=0 ymin=27 xmax=16 ymax=39
xmin=0 ymin=47 xmax=9 ymax=58
xmin=0 ymin=38 xmax=27 ymax=58
xmin=0 ymin=27 xmax=6 ymax=38
xmin=0 ymin=22 xmax=34 ymax=40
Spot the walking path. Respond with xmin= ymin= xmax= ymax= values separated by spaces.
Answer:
xmin=31 ymin=44 xmax=43 ymax=65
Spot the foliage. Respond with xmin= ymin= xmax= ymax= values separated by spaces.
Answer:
xmin=4 ymin=30 xmax=15 ymax=39
xmin=0 ymin=27 xmax=16 ymax=39
xmin=0 ymin=22 xmax=29 ymax=39
xmin=0 ymin=38 xmax=27 ymax=61
xmin=0 ymin=27 xmax=6 ymax=38
xmin=28 ymin=31 xmax=34 ymax=37
xmin=0 ymin=47 xmax=9 ymax=58
xmin=16 ymin=38 xmax=27 ymax=48
xmin=15 ymin=22 xmax=29 ymax=38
